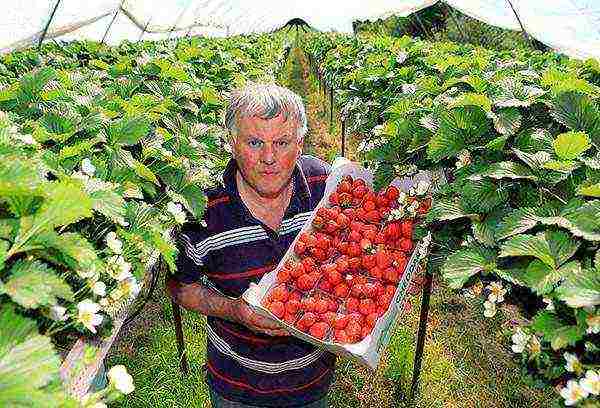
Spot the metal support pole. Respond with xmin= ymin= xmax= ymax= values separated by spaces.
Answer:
xmin=505 ymin=0 xmax=540 ymax=50
xmin=341 ymin=120 xmax=346 ymax=157
xmin=101 ymin=2 xmax=123 ymax=45
xmin=137 ymin=19 xmax=151 ymax=43
xmin=38 ymin=0 xmax=62 ymax=50
xmin=448 ymin=8 xmax=467 ymax=43
xmin=412 ymin=13 xmax=433 ymax=40
xmin=171 ymin=299 xmax=189 ymax=375
xmin=329 ymin=86 xmax=334 ymax=128
xmin=406 ymin=268 xmax=433 ymax=404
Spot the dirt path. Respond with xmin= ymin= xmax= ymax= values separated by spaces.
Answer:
xmin=283 ymin=46 xmax=357 ymax=162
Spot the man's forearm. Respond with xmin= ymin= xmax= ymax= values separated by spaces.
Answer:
xmin=168 ymin=279 xmax=239 ymax=323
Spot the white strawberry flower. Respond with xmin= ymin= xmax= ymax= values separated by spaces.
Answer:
xmin=511 ymin=328 xmax=530 ymax=353
xmin=560 ymin=380 xmax=589 ymax=406
xmin=107 ymin=255 xmax=132 ymax=281
xmin=487 ymin=281 xmax=507 ymax=303
xmin=107 ymin=365 xmax=135 ymax=394
xmin=483 ymin=300 xmax=496 ymax=317
xmin=580 ymin=370 xmax=600 ymax=395
xmin=49 ymin=305 xmax=68 ymax=322
xmin=119 ymin=277 xmax=141 ymax=300
xmin=372 ymin=124 xmax=384 ymax=136
xmin=407 ymin=200 xmax=420 ymax=217
xmin=564 ymin=352 xmax=583 ymax=373
xmin=542 ymin=297 xmax=555 ymax=311
xmin=16 ymin=133 xmax=37 ymax=145
xmin=92 ymin=281 xmax=106 ymax=297
xmin=81 ymin=158 xmax=96 ymax=176
xmin=397 ymin=191 xmax=407 ymax=205
xmin=402 ymin=83 xmax=417 ymax=94
xmin=77 ymin=299 xmax=103 ymax=334
xmin=167 ymin=201 xmax=186 ymax=224
xmin=105 ymin=232 xmax=123 ymax=255
xmin=586 ymin=313 xmax=600 ymax=334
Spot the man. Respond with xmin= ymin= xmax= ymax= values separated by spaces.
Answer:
xmin=167 ymin=82 xmax=336 ymax=407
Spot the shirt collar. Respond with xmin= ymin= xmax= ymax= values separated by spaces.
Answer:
xmin=221 ymin=157 xmax=312 ymax=224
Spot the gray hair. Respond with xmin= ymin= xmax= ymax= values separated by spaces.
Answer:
xmin=225 ymin=82 xmax=308 ymax=141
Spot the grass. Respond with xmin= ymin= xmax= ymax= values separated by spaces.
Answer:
xmin=106 ymin=45 xmax=558 ymax=408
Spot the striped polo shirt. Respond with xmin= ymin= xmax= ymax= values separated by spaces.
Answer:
xmin=174 ymin=154 xmax=337 ymax=407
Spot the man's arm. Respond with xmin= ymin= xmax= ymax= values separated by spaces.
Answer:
xmin=166 ymin=277 xmax=289 ymax=337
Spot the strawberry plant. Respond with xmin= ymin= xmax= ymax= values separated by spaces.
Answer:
xmin=0 ymin=33 xmax=287 ymax=405
xmin=305 ymin=32 xmax=600 ymax=406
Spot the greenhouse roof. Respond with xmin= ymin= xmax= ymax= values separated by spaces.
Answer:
xmin=2 ymin=0 xmax=599 ymax=59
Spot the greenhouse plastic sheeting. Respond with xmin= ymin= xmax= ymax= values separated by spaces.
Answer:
xmin=0 ymin=0 xmax=599 ymax=60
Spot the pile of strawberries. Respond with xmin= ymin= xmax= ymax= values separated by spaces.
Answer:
xmin=262 ymin=175 xmax=430 ymax=344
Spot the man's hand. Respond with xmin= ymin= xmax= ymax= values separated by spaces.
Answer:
xmin=231 ymin=298 xmax=290 ymax=337
xmin=166 ymin=277 xmax=289 ymax=337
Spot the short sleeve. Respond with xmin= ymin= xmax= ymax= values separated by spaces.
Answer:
xmin=173 ymin=222 xmax=210 ymax=284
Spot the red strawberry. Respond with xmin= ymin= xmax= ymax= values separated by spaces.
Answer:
xmin=270 ymin=285 xmax=289 ymax=302
xmin=286 ymin=299 xmax=301 ymax=315
xmin=334 ymin=329 xmax=350 ymax=343
xmin=361 ymin=325 xmax=372 ymax=339
xmin=362 ymin=254 xmax=377 ymax=269
xmin=318 ymin=279 xmax=333 ymax=292
xmin=383 ymin=267 xmax=399 ymax=283
xmin=376 ymin=250 xmax=393 ymax=269
xmin=360 ymin=238 xmax=372 ymax=251
xmin=333 ymin=313 xmax=350 ymax=329
xmin=294 ymin=241 xmax=306 ymax=256
xmin=338 ymin=180 xmax=352 ymax=194
xmin=345 ymin=322 xmax=362 ymax=342
xmin=301 ymin=296 xmax=316 ymax=312
xmin=297 ymin=274 xmax=314 ymax=291
xmin=400 ymin=220 xmax=413 ymax=238
xmin=353 ymin=185 xmax=367 ymax=199
xmin=327 ymin=269 xmax=343 ymax=286
xmin=346 ymin=297 xmax=360 ymax=312
xmin=269 ymin=301 xmax=285 ymax=319
xmin=351 ymin=283 xmax=365 ymax=298
xmin=347 ymin=242 xmax=362 ymax=258
xmin=399 ymin=238 xmax=413 ymax=252
xmin=385 ymin=185 xmax=400 ymax=201
xmin=335 ymin=258 xmax=349 ymax=274
xmin=359 ymin=298 xmax=376 ymax=316
xmin=290 ymin=263 xmax=305 ymax=278
xmin=366 ymin=312 xmax=379 ymax=327
xmin=337 ymin=213 xmax=349 ymax=228
xmin=348 ymin=230 xmax=362 ymax=242
xmin=333 ymin=283 xmax=350 ymax=298
xmin=363 ymin=282 xmax=378 ymax=298
xmin=376 ymin=194 xmax=389 ymax=208
xmin=283 ymin=313 xmax=297 ymax=325
xmin=296 ymin=312 xmax=317 ymax=331
xmin=369 ymin=266 xmax=383 ymax=279
xmin=363 ymin=200 xmax=376 ymax=212
xmin=314 ymin=299 xmax=329 ymax=314
xmin=277 ymin=268 xmax=291 ymax=284
xmin=348 ymin=257 xmax=362 ymax=272
xmin=322 ymin=311 xmax=337 ymax=326
xmin=327 ymin=298 xmax=339 ymax=312
xmin=328 ymin=192 xmax=339 ymax=206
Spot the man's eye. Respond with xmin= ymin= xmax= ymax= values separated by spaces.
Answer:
xmin=248 ymin=139 xmax=262 ymax=147
xmin=277 ymin=140 xmax=289 ymax=147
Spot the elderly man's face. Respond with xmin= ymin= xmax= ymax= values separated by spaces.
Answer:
xmin=233 ymin=113 xmax=303 ymax=199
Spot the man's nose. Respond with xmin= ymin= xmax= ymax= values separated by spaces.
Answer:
xmin=260 ymin=143 xmax=275 ymax=165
